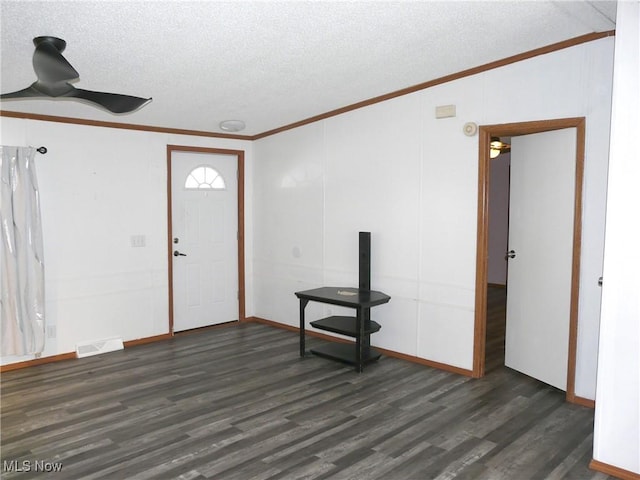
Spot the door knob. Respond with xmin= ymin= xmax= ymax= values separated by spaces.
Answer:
xmin=173 ymin=250 xmax=187 ymax=257
xmin=505 ymin=250 xmax=516 ymax=259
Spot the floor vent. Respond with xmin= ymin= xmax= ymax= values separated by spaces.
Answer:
xmin=76 ymin=338 xmax=124 ymax=358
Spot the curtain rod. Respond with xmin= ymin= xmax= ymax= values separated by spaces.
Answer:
xmin=36 ymin=146 xmax=47 ymax=154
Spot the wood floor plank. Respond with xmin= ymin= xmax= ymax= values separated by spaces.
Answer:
xmin=0 ymin=320 xmax=613 ymax=480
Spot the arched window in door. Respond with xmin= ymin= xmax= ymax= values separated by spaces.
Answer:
xmin=184 ymin=165 xmax=226 ymax=190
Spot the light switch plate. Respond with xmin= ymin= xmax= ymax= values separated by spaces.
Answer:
xmin=131 ymin=235 xmax=146 ymax=247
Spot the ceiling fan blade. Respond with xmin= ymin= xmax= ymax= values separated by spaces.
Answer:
xmin=65 ymin=88 xmax=152 ymax=114
xmin=32 ymin=36 xmax=79 ymax=84
xmin=0 ymin=85 xmax=46 ymax=99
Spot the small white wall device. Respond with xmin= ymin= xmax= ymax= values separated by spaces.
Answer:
xmin=463 ymin=122 xmax=478 ymax=136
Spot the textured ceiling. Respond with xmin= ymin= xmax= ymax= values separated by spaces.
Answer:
xmin=0 ymin=1 xmax=617 ymax=137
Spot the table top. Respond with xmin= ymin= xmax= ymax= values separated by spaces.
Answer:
xmin=295 ymin=286 xmax=391 ymax=308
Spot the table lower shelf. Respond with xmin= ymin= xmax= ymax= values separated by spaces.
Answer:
xmin=310 ymin=315 xmax=381 ymax=336
xmin=310 ymin=343 xmax=382 ymax=366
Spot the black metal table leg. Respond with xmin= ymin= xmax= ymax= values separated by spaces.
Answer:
xmin=356 ymin=307 xmax=364 ymax=372
xmin=299 ymin=298 xmax=309 ymax=357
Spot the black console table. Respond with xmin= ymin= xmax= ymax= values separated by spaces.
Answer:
xmin=295 ymin=286 xmax=390 ymax=372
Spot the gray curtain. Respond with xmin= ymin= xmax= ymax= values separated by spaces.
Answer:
xmin=1 ymin=146 xmax=45 ymax=356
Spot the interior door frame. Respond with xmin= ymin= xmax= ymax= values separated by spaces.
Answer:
xmin=472 ymin=117 xmax=585 ymax=404
xmin=167 ymin=144 xmax=245 ymax=334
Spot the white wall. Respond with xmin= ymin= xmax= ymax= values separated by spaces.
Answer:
xmin=593 ymin=1 xmax=640 ymax=475
xmin=0 ymin=117 xmax=253 ymax=365
xmin=253 ymin=37 xmax=615 ymax=399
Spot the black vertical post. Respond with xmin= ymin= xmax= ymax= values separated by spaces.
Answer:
xmin=359 ymin=232 xmax=371 ymax=291
xmin=359 ymin=232 xmax=372 ymax=367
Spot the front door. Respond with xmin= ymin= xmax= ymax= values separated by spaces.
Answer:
xmin=171 ymin=151 xmax=238 ymax=331
xmin=504 ymin=128 xmax=577 ymax=390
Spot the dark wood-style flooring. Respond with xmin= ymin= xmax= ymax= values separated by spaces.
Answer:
xmin=1 ymin=311 xmax=612 ymax=479
xmin=485 ymin=285 xmax=508 ymax=375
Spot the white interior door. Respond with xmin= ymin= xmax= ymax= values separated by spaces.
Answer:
xmin=504 ymin=128 xmax=576 ymax=390
xmin=171 ymin=151 xmax=238 ymax=331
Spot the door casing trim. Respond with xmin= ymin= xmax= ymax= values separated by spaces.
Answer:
xmin=472 ymin=117 xmax=585 ymax=405
xmin=167 ymin=145 xmax=246 ymax=334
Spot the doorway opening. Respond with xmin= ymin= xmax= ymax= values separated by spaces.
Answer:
xmin=167 ymin=145 xmax=246 ymax=334
xmin=484 ymin=135 xmax=511 ymax=375
xmin=472 ymin=118 xmax=585 ymax=404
